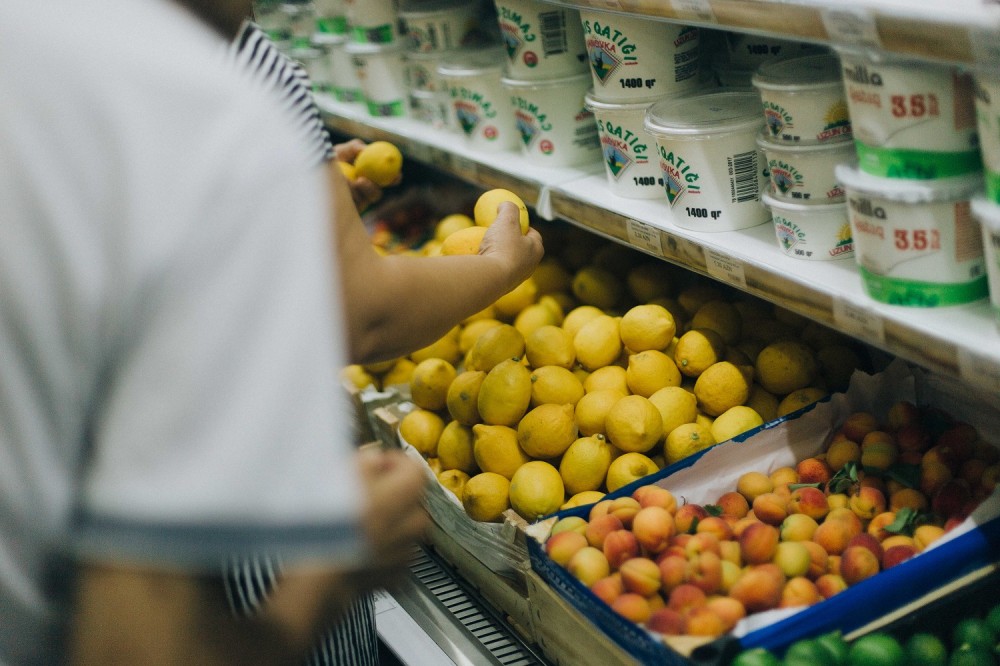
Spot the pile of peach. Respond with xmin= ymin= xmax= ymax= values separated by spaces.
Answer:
xmin=542 ymin=401 xmax=1000 ymax=638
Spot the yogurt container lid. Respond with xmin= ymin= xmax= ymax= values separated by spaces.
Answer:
xmin=437 ymin=47 xmax=506 ymax=77
xmin=584 ymin=90 xmax=655 ymax=113
xmin=756 ymin=128 xmax=854 ymax=153
xmin=834 ymin=45 xmax=945 ymax=68
xmin=752 ymin=53 xmax=844 ymax=91
xmin=834 ymin=164 xmax=984 ymax=204
xmin=762 ymin=191 xmax=847 ymax=214
xmin=645 ymin=91 xmax=763 ymax=136
xmin=345 ymin=40 xmax=407 ymax=55
xmin=501 ymin=72 xmax=593 ymax=89
xmin=971 ymin=197 xmax=1000 ymax=232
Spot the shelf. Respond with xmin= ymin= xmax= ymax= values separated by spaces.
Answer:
xmin=318 ymin=95 xmax=1000 ymax=397
xmin=541 ymin=0 xmax=1000 ymax=67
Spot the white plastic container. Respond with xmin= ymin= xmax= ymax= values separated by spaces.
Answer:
xmin=347 ymin=41 xmax=408 ymax=117
xmin=409 ymin=90 xmax=452 ymax=130
xmin=763 ymin=192 xmax=854 ymax=260
xmin=345 ymin=0 xmax=398 ymax=44
xmin=752 ymin=53 xmax=852 ymax=144
xmin=757 ymin=131 xmax=853 ymax=202
xmin=584 ymin=92 xmax=660 ymax=199
xmin=493 ymin=0 xmax=588 ymax=80
xmin=836 ymin=164 xmax=988 ymax=307
xmin=970 ymin=197 xmax=1000 ymax=328
xmin=838 ymin=50 xmax=980 ymax=180
xmin=404 ymin=49 xmax=449 ymax=93
xmin=501 ymin=73 xmax=600 ymax=167
xmin=578 ymin=10 xmax=700 ymax=103
xmin=724 ymin=33 xmax=823 ymax=69
xmin=643 ymin=91 xmax=770 ymax=231
xmin=400 ymin=0 xmax=479 ymax=53
xmin=296 ymin=43 xmax=331 ymax=95
xmin=974 ymin=72 xmax=1000 ymax=205
xmin=439 ymin=52 xmax=519 ymax=152
xmin=314 ymin=0 xmax=348 ymax=36
xmin=329 ymin=35 xmax=363 ymax=103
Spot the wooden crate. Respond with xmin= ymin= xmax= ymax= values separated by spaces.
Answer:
xmin=344 ymin=381 xmax=402 ymax=446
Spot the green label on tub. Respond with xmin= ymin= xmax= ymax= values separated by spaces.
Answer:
xmin=367 ymin=99 xmax=405 ymax=118
xmin=855 ymin=141 xmax=981 ymax=180
xmin=317 ymin=16 xmax=348 ymax=35
xmin=335 ymin=87 xmax=363 ymax=103
xmin=859 ymin=266 xmax=988 ymax=307
xmin=352 ymin=24 xmax=395 ymax=44
xmin=987 ymin=170 xmax=1000 ymax=205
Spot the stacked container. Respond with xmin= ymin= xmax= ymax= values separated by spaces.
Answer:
xmin=343 ymin=0 xmax=408 ymax=117
xmin=438 ymin=48 xmax=519 ymax=149
xmin=971 ymin=71 xmax=1000 ymax=326
xmin=753 ymin=53 xmax=856 ymax=260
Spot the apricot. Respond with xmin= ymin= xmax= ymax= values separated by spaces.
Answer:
xmin=815 ymin=573 xmax=847 ymax=598
xmin=674 ymin=503 xmax=709 ymax=534
xmin=913 ymin=524 xmax=945 ymax=551
xmin=657 ymin=554 xmax=688 ymax=594
xmin=923 ymin=444 xmax=961 ymax=474
xmin=840 ymin=545 xmax=880 ymax=585
xmin=860 ymin=441 xmax=898 ymax=471
xmin=867 ymin=511 xmax=898 ymax=541
xmin=720 ymin=560 xmax=742 ymax=593
xmin=667 ymin=583 xmax=707 ymax=614
xmin=846 ymin=533 xmax=883 ymax=563
xmin=826 ymin=493 xmax=849 ymax=511
xmin=752 ymin=492 xmax=788 ymax=526
xmin=631 ymin=506 xmax=676 ymax=555
xmin=546 ymin=530 xmax=589 ymax=566
xmin=773 ymin=541 xmax=811 ymax=578
xmin=895 ymin=422 xmax=930 ymax=453
xmin=812 ymin=518 xmax=856 ymax=556
xmin=695 ymin=516 xmax=734 ymax=542
xmin=620 ymin=557 xmax=662 ymax=597
xmin=889 ymin=488 xmax=928 ymax=513
xmin=567 ymin=546 xmax=611 ymax=587
xmin=584 ymin=514 xmax=625 ymax=549
xmin=841 ymin=411 xmax=878 ymax=443
xmin=788 ymin=486 xmax=829 ymax=521
xmin=714 ymin=491 xmax=750 ymax=519
xmin=718 ymin=539 xmax=742 ymax=566
xmin=705 ymin=595 xmax=746 ymax=633
xmin=848 ymin=486 xmax=887 ymax=522
xmin=886 ymin=400 xmax=920 ymax=431
xmin=732 ymin=514 xmax=762 ymax=538
xmin=861 ymin=430 xmax=895 ymax=448
xmin=685 ymin=606 xmax=726 ymax=637
xmin=882 ymin=544 xmax=916 ymax=568
xmin=646 ymin=607 xmax=686 ymax=635
xmin=603 ymin=529 xmax=641 ymax=569
xmin=779 ymin=576 xmax=821 ymax=608
xmin=920 ymin=461 xmax=953 ymax=497
xmin=739 ymin=522 xmax=780 ymax=564
xmin=686 ymin=551 xmax=723 ymax=594
xmin=736 ymin=471 xmax=773 ymax=503
xmin=931 ymin=479 xmax=972 ymax=519
xmin=728 ymin=563 xmax=784 ymax=613
xmin=769 ymin=466 xmax=799 ymax=487
xmin=590 ymin=573 xmax=624 ymax=606
xmin=880 ymin=534 xmax=915 ymax=551
xmin=801 ymin=540 xmax=829 ymax=579
xmin=607 ymin=496 xmax=642 ymax=529
xmin=632 ymin=485 xmax=678 ymax=513
xmin=550 ymin=515 xmax=589 ymax=536
xmin=796 ymin=457 xmax=832 ymax=485
xmin=825 ymin=437 xmax=861 ymax=471
xmin=684 ymin=532 xmax=722 ymax=558
xmin=589 ymin=499 xmax=613 ymax=521
xmin=611 ymin=592 xmax=652 ymax=624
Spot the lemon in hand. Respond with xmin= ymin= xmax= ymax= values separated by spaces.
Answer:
xmin=353 ymin=140 xmax=403 ymax=187
xmin=474 ymin=188 xmax=530 ymax=234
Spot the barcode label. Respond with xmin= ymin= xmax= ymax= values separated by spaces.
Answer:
xmin=729 ymin=150 xmax=759 ymax=203
xmin=539 ymin=10 xmax=568 ymax=56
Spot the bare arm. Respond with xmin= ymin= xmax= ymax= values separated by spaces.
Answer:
xmin=328 ymin=159 xmax=545 ymax=364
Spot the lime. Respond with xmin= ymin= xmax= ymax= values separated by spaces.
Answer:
xmin=952 ymin=618 xmax=996 ymax=653
xmin=730 ymin=647 xmax=780 ymax=666
xmin=784 ymin=638 xmax=835 ymax=666
xmin=904 ymin=633 xmax=948 ymax=666
xmin=847 ymin=633 xmax=905 ymax=666
xmin=814 ymin=631 xmax=850 ymax=665
xmin=947 ymin=645 xmax=996 ymax=666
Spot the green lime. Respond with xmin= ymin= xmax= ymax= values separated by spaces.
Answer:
xmin=815 ymin=631 xmax=850 ymax=665
xmin=948 ymin=644 xmax=997 ymax=666
xmin=905 ymin=633 xmax=948 ymax=666
xmin=847 ymin=633 xmax=906 ymax=666
xmin=952 ymin=618 xmax=996 ymax=652
xmin=785 ymin=638 xmax=836 ymax=666
xmin=730 ymin=647 xmax=781 ymax=666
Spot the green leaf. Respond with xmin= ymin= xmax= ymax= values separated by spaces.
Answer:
xmin=704 ymin=504 xmax=724 ymax=517
xmin=883 ymin=463 xmax=920 ymax=489
xmin=884 ymin=507 xmax=918 ymax=535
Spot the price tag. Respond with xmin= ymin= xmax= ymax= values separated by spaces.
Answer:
xmin=704 ymin=249 xmax=747 ymax=289
xmin=833 ymin=299 xmax=886 ymax=345
xmin=957 ymin=348 xmax=1000 ymax=393
xmin=670 ymin=0 xmax=717 ymax=23
xmin=626 ymin=219 xmax=664 ymax=256
xmin=821 ymin=8 xmax=882 ymax=50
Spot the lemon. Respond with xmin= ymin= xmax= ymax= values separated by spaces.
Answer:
xmin=776 ymin=387 xmax=827 ymax=418
xmin=574 ymin=388 xmax=625 ymax=437
xmin=462 ymin=472 xmax=511 ymax=522
xmin=426 ymin=457 xmax=442 ymax=476
xmin=494 ymin=278 xmax=538 ymax=321
xmin=462 ymin=304 xmax=496 ymax=325
xmin=409 ymin=327 xmax=461 ymax=365
xmin=353 ymin=140 xmax=403 ymax=187
xmin=693 ymin=361 xmax=750 ymax=417
xmin=747 ymin=318 xmax=798 ymax=345
xmin=473 ymin=188 xmax=530 ymax=234
xmin=650 ymin=297 xmax=687 ymax=330
xmin=626 ymin=262 xmax=675 ymax=302
xmin=571 ymin=266 xmax=623 ymax=310
xmin=619 ymin=304 xmax=676 ymax=352
xmin=380 ymin=358 xmax=416 ymax=389
xmin=341 ymin=364 xmax=378 ymax=391
xmin=593 ymin=243 xmax=638 ymax=276
xmin=745 ymin=384 xmax=779 ymax=422
xmin=532 ymin=258 xmax=573 ymax=295
xmin=446 ymin=370 xmax=486 ymax=426
xmin=409 ymin=358 xmax=457 ymax=411
xmin=561 ymin=490 xmax=606 ymax=510
xmin=710 ymin=405 xmax=764 ymax=443
xmin=459 ymin=318 xmax=504 ymax=354
xmin=398 ymin=408 xmax=446 ymax=457
xmin=574 ymin=315 xmax=622 ymax=371
xmin=361 ymin=358 xmax=396 ymax=375
xmin=755 ymin=340 xmax=818 ymax=395
xmin=514 ymin=302 xmax=559 ymax=338
xmin=517 ymin=403 xmax=578 ymax=459
xmin=437 ymin=469 xmax=470 ymax=500
xmin=525 ymin=325 xmax=576 ymax=369
xmin=437 ymin=420 xmax=477 ymax=474
xmin=648 ymin=386 xmax=698 ymax=436
xmin=529 ymin=366 xmax=585 ymax=407
xmin=422 ymin=241 xmax=443 ymax=257
xmin=816 ymin=344 xmax=862 ymax=393
xmin=695 ymin=412 xmax=714 ymax=430
xmin=626 ymin=349 xmax=682 ymax=398
xmin=337 ymin=160 xmax=357 ymax=180
xmin=604 ymin=395 xmax=663 ymax=453
xmin=582 ymin=365 xmax=629 ymax=394
xmin=478 ymin=359 xmax=532 ymax=427
xmin=509 ymin=461 xmax=565 ymax=521
xmin=677 ymin=283 xmax=724 ymax=318
xmin=546 ymin=292 xmax=576 ymax=318
xmin=801 ymin=321 xmax=850 ymax=350
xmin=465 ymin=324 xmax=525 ymax=373
xmin=724 ymin=346 xmax=753 ymax=367
xmin=606 ymin=452 xmax=659 ymax=492
xmin=664 ymin=422 xmax=716 ymax=465
xmin=674 ymin=328 xmax=727 ymax=377
xmin=472 ymin=424 xmax=530 ymax=479
xmin=690 ymin=300 xmax=742 ymax=346
xmin=440 ymin=225 xmax=488 ymax=255
xmin=559 ymin=434 xmax=614 ymax=495
xmin=434 ymin=213 xmax=474 ymax=243
xmin=537 ymin=295 xmax=565 ymax=325
xmin=562 ymin=305 xmax=606 ymax=339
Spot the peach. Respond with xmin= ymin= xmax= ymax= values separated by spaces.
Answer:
xmin=861 ymin=441 xmax=898 ymax=471
xmin=780 ymin=512 xmax=819 ymax=542
xmin=825 ymin=438 xmax=861 ymax=472
xmin=667 ymin=583 xmax=707 ymax=614
xmin=674 ymin=503 xmax=710 ymax=535
xmin=706 ymin=595 xmax=746 ymax=633
xmin=815 ymin=573 xmax=847 ymax=598
xmin=846 ymin=533 xmax=883 ymax=563
xmin=923 ymin=444 xmax=961 ymax=475
xmin=779 ymin=576 xmax=821 ymax=608
xmin=728 ymin=563 xmax=784 ymax=613
xmin=889 ymin=488 xmax=928 ymax=513
xmin=657 ymin=554 xmax=688 ymax=593
xmin=646 ymin=592 xmax=666 ymax=612
xmin=550 ymin=515 xmax=589 ymax=536
xmin=567 ymin=546 xmax=611 ymax=587
xmin=631 ymin=506 xmax=676 ymax=555
xmin=826 ymin=493 xmax=849 ymax=512
xmin=718 ymin=539 xmax=742 ymax=566
xmin=769 ymin=466 xmax=800 ymax=487
xmin=720 ymin=560 xmax=742 ymax=593
xmin=772 ymin=483 xmax=792 ymax=503
xmin=646 ymin=607 xmax=686 ymax=635
xmin=895 ymin=422 xmax=930 ymax=453
xmin=812 ymin=519 xmax=855 ymax=556
xmin=685 ymin=606 xmax=726 ymax=637
xmin=695 ymin=516 xmax=733 ymax=542
xmin=739 ymin=522 xmax=780 ymax=564
xmin=686 ymin=551 xmax=723 ymax=594
xmin=931 ymin=479 xmax=972 ymax=519
xmin=585 ymin=514 xmax=625 ymax=549
xmin=736 ymin=471 xmax=773 ymax=503
xmin=882 ymin=544 xmax=917 ymax=568
xmin=590 ymin=573 xmax=624 ymax=606
xmin=861 ymin=430 xmax=895 ymax=449
xmin=714 ymin=491 xmax=750 ymax=519
xmin=858 ymin=474 xmax=887 ymax=495
xmin=632 ymin=485 xmax=678 ymax=513
xmin=773 ymin=541 xmax=811 ymax=579
xmin=603 ymin=529 xmax=641 ymax=570
xmin=796 ymin=457 xmax=833 ymax=485
xmin=827 ymin=506 xmax=864 ymax=533
xmin=801 ymin=540 xmax=829 ymax=579
xmin=841 ymin=411 xmax=878 ymax=442
xmin=848 ymin=486 xmax=887 ymax=522
xmin=684 ymin=532 xmax=721 ymax=558
xmin=920 ymin=461 xmax=953 ymax=497
xmin=588 ymin=499 xmax=614 ymax=521
xmin=611 ymin=592 xmax=652 ymax=624
xmin=887 ymin=400 xmax=920 ymax=431
xmin=732 ymin=514 xmax=762 ymax=538
xmin=913 ymin=524 xmax=945 ymax=551
xmin=840 ymin=545 xmax=880 ymax=585
xmin=752 ymin=492 xmax=788 ymax=526
xmin=546 ymin=530 xmax=589 ymax=566
xmin=620 ymin=557 xmax=662 ymax=597
xmin=788 ymin=486 xmax=829 ymax=522
xmin=867 ymin=512 xmax=898 ymax=541
xmin=608 ymin=496 xmax=642 ymax=529
xmin=881 ymin=535 xmax=915 ymax=551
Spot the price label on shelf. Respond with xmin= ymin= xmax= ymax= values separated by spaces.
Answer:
xmin=670 ymin=0 xmax=717 ymax=23
xmin=626 ymin=219 xmax=664 ymax=257
xmin=821 ymin=8 xmax=882 ymax=50
xmin=704 ymin=249 xmax=747 ymax=289
xmin=957 ymin=348 xmax=1000 ymax=393
xmin=833 ymin=299 xmax=886 ymax=345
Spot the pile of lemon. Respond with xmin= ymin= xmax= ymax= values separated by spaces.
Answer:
xmin=343 ymin=191 xmax=867 ymax=526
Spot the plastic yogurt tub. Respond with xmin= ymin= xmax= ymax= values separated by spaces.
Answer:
xmin=584 ymin=92 xmax=661 ymax=199
xmin=757 ymin=130 xmax=853 ymax=202
xmin=724 ymin=33 xmax=824 ymax=69
xmin=439 ymin=52 xmax=518 ymax=152
xmin=974 ymin=72 xmax=1000 ymax=204
xmin=345 ymin=0 xmax=398 ymax=44
xmin=836 ymin=164 xmax=988 ymax=307
xmin=400 ymin=0 xmax=479 ymax=53
xmin=314 ymin=0 xmax=348 ymax=36
xmin=970 ymin=197 xmax=1000 ymax=327
xmin=501 ymin=72 xmax=600 ymax=167
xmin=328 ymin=35 xmax=363 ymax=103
xmin=752 ymin=53 xmax=851 ymax=144
xmin=404 ymin=49 xmax=450 ymax=93
xmin=838 ymin=49 xmax=980 ymax=180
xmin=578 ymin=10 xmax=700 ymax=103
xmin=643 ymin=91 xmax=770 ymax=231
xmin=762 ymin=192 xmax=853 ymax=261
xmin=493 ymin=0 xmax=588 ymax=80
xmin=409 ymin=90 xmax=452 ymax=130
xmin=346 ymin=41 xmax=408 ymax=117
